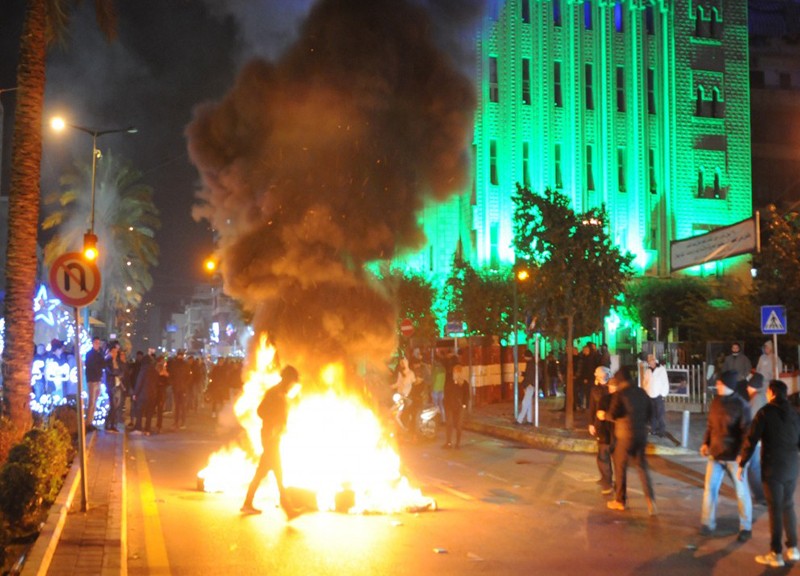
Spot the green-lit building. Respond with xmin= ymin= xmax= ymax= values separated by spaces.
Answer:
xmin=404 ymin=0 xmax=753 ymax=294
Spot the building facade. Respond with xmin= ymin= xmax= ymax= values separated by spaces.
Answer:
xmin=404 ymin=0 xmax=753 ymax=284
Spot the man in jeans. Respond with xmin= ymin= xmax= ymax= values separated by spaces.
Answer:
xmin=84 ymin=337 xmax=105 ymax=431
xmin=739 ymin=379 xmax=800 ymax=567
xmin=699 ymin=370 xmax=752 ymax=542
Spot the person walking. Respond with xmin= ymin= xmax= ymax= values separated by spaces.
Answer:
xmin=517 ymin=349 xmax=535 ymax=425
xmin=444 ymin=362 xmax=470 ymax=449
xmin=84 ymin=337 xmax=105 ymax=431
xmin=743 ymin=374 xmax=768 ymax=505
xmin=103 ymin=341 xmax=124 ymax=432
xmin=699 ymin=370 xmax=753 ymax=542
xmin=241 ymin=365 xmax=303 ymax=519
xmin=131 ymin=354 xmax=159 ymax=436
xmin=738 ymin=379 xmax=800 ymax=568
xmin=642 ymin=353 xmax=669 ymax=437
xmin=168 ymin=350 xmax=191 ymax=430
xmin=588 ymin=366 xmax=614 ymax=495
xmin=600 ymin=367 xmax=657 ymax=515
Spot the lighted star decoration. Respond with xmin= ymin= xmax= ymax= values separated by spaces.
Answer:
xmin=33 ymin=285 xmax=61 ymax=327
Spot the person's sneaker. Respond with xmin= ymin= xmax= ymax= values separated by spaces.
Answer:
xmin=756 ymin=551 xmax=785 ymax=567
xmin=699 ymin=525 xmax=713 ymax=536
xmin=129 ymin=430 xmax=143 ymax=436
xmin=601 ymin=487 xmax=614 ymax=495
xmin=284 ymin=506 xmax=306 ymax=521
xmin=240 ymin=505 xmax=262 ymax=515
xmin=785 ymin=547 xmax=800 ymax=562
xmin=737 ymin=530 xmax=752 ymax=542
xmin=647 ymin=500 xmax=658 ymax=517
xmin=606 ymin=500 xmax=625 ymax=511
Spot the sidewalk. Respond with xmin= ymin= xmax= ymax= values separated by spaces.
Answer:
xmin=18 ymin=397 xmax=708 ymax=575
xmin=465 ymin=396 xmax=707 ymax=455
xmin=20 ymin=428 xmax=126 ymax=576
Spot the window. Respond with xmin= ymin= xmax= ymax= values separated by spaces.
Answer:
xmin=522 ymin=58 xmax=531 ymax=105
xmin=554 ymin=62 xmax=563 ymax=107
xmin=614 ymin=1 xmax=624 ymax=32
xmin=584 ymin=1 xmax=592 ymax=30
xmin=697 ymin=167 xmax=704 ymax=196
xmin=711 ymin=87 xmax=721 ymax=118
xmin=489 ymin=57 xmax=499 ymax=103
xmin=696 ymin=86 xmax=705 ymax=116
xmin=490 ymin=223 xmax=499 ymax=269
xmin=522 ymin=0 xmax=530 ymax=24
xmin=645 ymin=6 xmax=654 ymax=35
xmin=586 ymin=145 xmax=595 ymax=191
xmin=695 ymin=7 xmax=705 ymax=37
xmin=648 ymin=148 xmax=657 ymax=194
xmin=647 ymin=68 xmax=656 ymax=114
xmin=522 ymin=142 xmax=531 ymax=188
xmin=616 ymin=66 xmax=625 ymax=112
xmin=555 ymin=143 xmax=563 ymax=189
xmin=554 ymin=0 xmax=562 ymax=27
xmin=585 ymin=64 xmax=594 ymax=110
xmin=490 ymin=140 xmax=498 ymax=185
xmin=617 ymin=148 xmax=626 ymax=192
xmin=713 ymin=170 xmax=721 ymax=198
xmin=709 ymin=8 xmax=720 ymax=39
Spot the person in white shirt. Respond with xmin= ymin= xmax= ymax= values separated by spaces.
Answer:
xmin=643 ymin=353 xmax=670 ymax=437
xmin=756 ymin=340 xmax=783 ymax=383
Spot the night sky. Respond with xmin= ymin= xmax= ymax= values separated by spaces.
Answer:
xmin=0 ymin=1 xmax=484 ymax=323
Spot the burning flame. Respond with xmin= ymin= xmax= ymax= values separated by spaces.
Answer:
xmin=198 ymin=335 xmax=435 ymax=514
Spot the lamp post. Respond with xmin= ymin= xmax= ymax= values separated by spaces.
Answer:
xmin=512 ymin=266 xmax=530 ymax=420
xmin=50 ymin=117 xmax=137 ymax=260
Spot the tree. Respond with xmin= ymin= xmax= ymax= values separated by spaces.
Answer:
xmin=752 ymin=204 xmax=800 ymax=351
xmin=512 ymin=186 xmax=634 ymax=428
xmin=42 ymin=150 xmax=160 ymax=337
xmin=2 ymin=1 xmax=116 ymax=438
xmin=627 ymin=277 xmax=712 ymax=342
xmin=393 ymin=271 xmax=438 ymax=343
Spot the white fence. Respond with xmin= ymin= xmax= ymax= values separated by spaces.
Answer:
xmin=639 ymin=363 xmax=709 ymax=413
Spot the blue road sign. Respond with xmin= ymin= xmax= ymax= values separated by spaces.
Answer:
xmin=761 ymin=305 xmax=787 ymax=335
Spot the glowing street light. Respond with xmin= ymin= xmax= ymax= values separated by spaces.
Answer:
xmin=50 ymin=116 xmax=137 ymax=260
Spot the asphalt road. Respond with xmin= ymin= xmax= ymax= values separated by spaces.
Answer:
xmin=125 ymin=408 xmax=794 ymax=576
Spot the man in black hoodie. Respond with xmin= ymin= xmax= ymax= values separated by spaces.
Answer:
xmin=739 ymin=379 xmax=800 ymax=568
xmin=600 ymin=366 xmax=656 ymax=515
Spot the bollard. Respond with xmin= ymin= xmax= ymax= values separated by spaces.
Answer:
xmin=681 ymin=410 xmax=690 ymax=449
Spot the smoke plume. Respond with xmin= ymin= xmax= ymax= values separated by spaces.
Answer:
xmin=187 ymin=0 xmax=476 ymax=376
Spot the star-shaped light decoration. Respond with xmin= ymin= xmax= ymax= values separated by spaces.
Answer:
xmin=33 ymin=285 xmax=61 ymax=327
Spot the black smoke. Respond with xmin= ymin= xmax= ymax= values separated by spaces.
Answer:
xmin=187 ymin=0 xmax=476 ymax=375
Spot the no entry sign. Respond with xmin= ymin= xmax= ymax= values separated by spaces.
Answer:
xmin=48 ymin=252 xmax=102 ymax=308
xmin=400 ymin=318 xmax=414 ymax=337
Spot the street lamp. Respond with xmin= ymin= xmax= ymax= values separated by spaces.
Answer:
xmin=50 ymin=117 xmax=137 ymax=259
xmin=512 ymin=266 xmax=530 ymax=420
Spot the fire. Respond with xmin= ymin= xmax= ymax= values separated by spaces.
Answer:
xmin=198 ymin=336 xmax=435 ymax=514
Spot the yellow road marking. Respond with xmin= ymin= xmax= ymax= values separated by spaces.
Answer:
xmin=133 ymin=441 xmax=171 ymax=574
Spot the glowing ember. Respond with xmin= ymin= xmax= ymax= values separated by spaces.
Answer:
xmin=198 ymin=336 xmax=435 ymax=514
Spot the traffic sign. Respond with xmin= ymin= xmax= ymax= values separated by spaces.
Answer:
xmin=761 ymin=305 xmax=787 ymax=335
xmin=399 ymin=318 xmax=414 ymax=337
xmin=48 ymin=252 xmax=102 ymax=308
xmin=446 ymin=320 xmax=465 ymax=336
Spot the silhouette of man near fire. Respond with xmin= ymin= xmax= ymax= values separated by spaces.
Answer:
xmin=241 ymin=365 xmax=304 ymax=519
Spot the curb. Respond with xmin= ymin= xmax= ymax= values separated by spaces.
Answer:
xmin=464 ymin=420 xmax=696 ymax=457
xmin=20 ymin=431 xmax=97 ymax=576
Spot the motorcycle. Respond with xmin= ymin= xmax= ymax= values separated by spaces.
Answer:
xmin=392 ymin=393 xmax=439 ymax=441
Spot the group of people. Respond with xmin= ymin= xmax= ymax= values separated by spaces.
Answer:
xmin=47 ymin=337 xmax=213 ymax=434
xmin=391 ymin=346 xmax=470 ymax=449
xmin=588 ymin=339 xmax=800 ymax=568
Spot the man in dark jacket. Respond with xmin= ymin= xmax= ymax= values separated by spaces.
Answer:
xmin=84 ymin=337 xmax=105 ymax=431
xmin=601 ymin=366 xmax=656 ymax=515
xmin=699 ymin=370 xmax=752 ymax=542
xmin=739 ymin=379 xmax=800 ymax=567
xmin=241 ymin=365 xmax=303 ymax=519
xmin=588 ymin=366 xmax=614 ymax=494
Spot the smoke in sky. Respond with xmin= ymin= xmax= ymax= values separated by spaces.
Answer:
xmin=187 ymin=0 xmax=477 ymax=374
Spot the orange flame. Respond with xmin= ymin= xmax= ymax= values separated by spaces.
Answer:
xmin=198 ymin=335 xmax=435 ymax=514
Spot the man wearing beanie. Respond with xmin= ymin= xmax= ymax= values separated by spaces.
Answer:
xmin=699 ymin=370 xmax=753 ymax=542
xmin=744 ymin=374 xmax=768 ymax=504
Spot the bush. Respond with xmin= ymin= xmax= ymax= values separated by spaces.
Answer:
xmin=0 ymin=422 xmax=73 ymax=528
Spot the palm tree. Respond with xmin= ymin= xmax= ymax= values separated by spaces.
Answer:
xmin=42 ymin=150 xmax=160 ymax=340
xmin=3 ymin=1 xmax=116 ymax=438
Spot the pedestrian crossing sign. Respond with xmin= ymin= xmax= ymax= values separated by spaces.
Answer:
xmin=761 ymin=305 xmax=787 ymax=335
